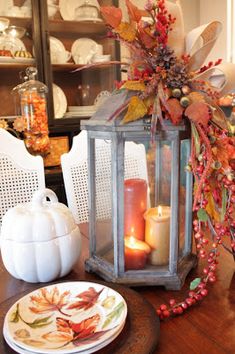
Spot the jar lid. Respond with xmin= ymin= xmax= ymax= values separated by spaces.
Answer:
xmin=12 ymin=67 xmax=48 ymax=95
xmin=75 ymin=0 xmax=99 ymax=18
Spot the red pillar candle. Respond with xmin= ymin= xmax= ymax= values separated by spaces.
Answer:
xmin=124 ymin=178 xmax=147 ymax=241
xmin=124 ymin=236 xmax=151 ymax=270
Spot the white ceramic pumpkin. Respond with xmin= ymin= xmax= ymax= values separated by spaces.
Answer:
xmin=0 ymin=188 xmax=81 ymax=283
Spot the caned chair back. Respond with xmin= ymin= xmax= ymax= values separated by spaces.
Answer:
xmin=0 ymin=128 xmax=45 ymax=226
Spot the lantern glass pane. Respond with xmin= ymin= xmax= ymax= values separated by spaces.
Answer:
xmin=146 ymin=141 xmax=171 ymax=267
xmin=93 ymin=138 xmax=113 ymax=264
xmin=123 ymin=139 xmax=172 ymax=270
xmin=179 ymin=138 xmax=191 ymax=256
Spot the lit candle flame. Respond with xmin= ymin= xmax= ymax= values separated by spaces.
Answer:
xmin=129 ymin=236 xmax=136 ymax=248
xmin=158 ymin=205 xmax=162 ymax=217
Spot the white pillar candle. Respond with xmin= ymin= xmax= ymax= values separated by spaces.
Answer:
xmin=144 ymin=206 xmax=171 ymax=266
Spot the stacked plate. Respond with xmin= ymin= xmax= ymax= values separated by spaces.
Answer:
xmin=53 ymin=83 xmax=67 ymax=118
xmin=3 ymin=281 xmax=127 ymax=354
xmin=65 ymin=105 xmax=97 ymax=117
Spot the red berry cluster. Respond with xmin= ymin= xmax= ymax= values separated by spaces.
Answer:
xmin=198 ymin=58 xmax=223 ymax=74
xmin=155 ymin=0 xmax=176 ymax=46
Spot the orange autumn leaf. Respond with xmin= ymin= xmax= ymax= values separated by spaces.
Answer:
xmin=115 ymin=22 xmax=136 ymax=42
xmin=125 ymin=0 xmax=147 ymax=22
xmin=122 ymin=96 xmax=147 ymax=124
xmin=144 ymin=95 xmax=155 ymax=114
xmin=210 ymin=104 xmax=229 ymax=131
xmin=166 ymin=98 xmax=184 ymax=125
xmin=212 ymin=137 xmax=235 ymax=169
xmin=138 ymin=24 xmax=156 ymax=49
xmin=185 ymin=102 xmax=210 ymax=127
xmin=206 ymin=192 xmax=220 ymax=222
xmin=70 ymin=314 xmax=100 ymax=337
xmin=67 ymin=287 xmax=103 ymax=311
xmin=121 ymin=80 xmax=146 ymax=91
xmin=100 ymin=6 xmax=122 ymax=28
xmin=29 ymin=287 xmax=70 ymax=315
xmin=42 ymin=314 xmax=102 ymax=345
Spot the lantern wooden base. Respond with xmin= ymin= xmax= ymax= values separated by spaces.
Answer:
xmin=85 ymin=253 xmax=198 ymax=290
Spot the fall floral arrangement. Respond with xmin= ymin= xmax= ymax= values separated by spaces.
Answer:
xmin=99 ymin=0 xmax=235 ymax=319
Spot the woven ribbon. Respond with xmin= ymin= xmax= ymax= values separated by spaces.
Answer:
xmin=167 ymin=0 xmax=235 ymax=98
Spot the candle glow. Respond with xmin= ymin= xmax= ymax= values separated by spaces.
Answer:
xmin=124 ymin=236 xmax=151 ymax=270
xmin=158 ymin=205 xmax=162 ymax=217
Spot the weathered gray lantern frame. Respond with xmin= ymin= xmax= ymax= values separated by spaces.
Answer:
xmin=81 ymin=118 xmax=197 ymax=290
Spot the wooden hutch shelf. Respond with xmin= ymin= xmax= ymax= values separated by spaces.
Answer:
xmin=48 ymin=19 xmax=107 ymax=35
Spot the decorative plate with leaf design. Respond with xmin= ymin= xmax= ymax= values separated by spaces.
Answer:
xmin=4 ymin=282 xmax=127 ymax=354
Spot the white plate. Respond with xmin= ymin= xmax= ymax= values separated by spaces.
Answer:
xmin=92 ymin=55 xmax=111 ymax=63
xmin=64 ymin=112 xmax=96 ymax=118
xmin=75 ymin=17 xmax=102 ymax=22
xmin=13 ymin=57 xmax=35 ymax=63
xmin=0 ymin=56 xmax=35 ymax=63
xmin=3 ymin=322 xmax=125 ymax=354
xmin=53 ymin=83 xmax=67 ymax=118
xmin=0 ymin=56 xmax=13 ymax=62
xmin=4 ymin=281 xmax=127 ymax=354
xmin=59 ymin=0 xmax=100 ymax=21
xmin=49 ymin=36 xmax=68 ymax=64
xmin=94 ymin=91 xmax=112 ymax=107
xmin=68 ymin=105 xmax=95 ymax=112
xmin=0 ymin=0 xmax=13 ymax=15
xmin=71 ymin=38 xmax=98 ymax=65
xmin=0 ymin=36 xmax=26 ymax=54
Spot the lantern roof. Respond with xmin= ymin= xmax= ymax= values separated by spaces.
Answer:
xmin=81 ymin=91 xmax=188 ymax=133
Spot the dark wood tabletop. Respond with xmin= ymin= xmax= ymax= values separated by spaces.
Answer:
xmin=0 ymin=230 xmax=235 ymax=354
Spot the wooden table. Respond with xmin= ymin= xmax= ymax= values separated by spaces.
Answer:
xmin=0 ymin=231 xmax=235 ymax=354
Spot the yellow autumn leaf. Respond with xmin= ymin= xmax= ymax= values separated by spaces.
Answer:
xmin=122 ymin=96 xmax=147 ymax=124
xmin=188 ymin=91 xmax=206 ymax=104
xmin=115 ymin=22 xmax=136 ymax=42
xmin=23 ymin=339 xmax=45 ymax=347
xmin=102 ymin=295 xmax=116 ymax=309
xmin=206 ymin=192 xmax=220 ymax=222
xmin=144 ymin=95 xmax=155 ymax=114
xmin=121 ymin=80 xmax=146 ymax=92
xmin=14 ymin=329 xmax=30 ymax=339
xmin=42 ymin=331 xmax=73 ymax=343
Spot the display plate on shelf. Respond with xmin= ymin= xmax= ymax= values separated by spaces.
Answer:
xmin=0 ymin=36 xmax=26 ymax=53
xmin=53 ymin=83 xmax=67 ymax=119
xmin=59 ymin=0 xmax=100 ymax=21
xmin=4 ymin=281 xmax=127 ymax=354
xmin=71 ymin=38 xmax=98 ymax=65
xmin=49 ymin=36 xmax=70 ymax=64
xmin=50 ymin=36 xmax=66 ymax=54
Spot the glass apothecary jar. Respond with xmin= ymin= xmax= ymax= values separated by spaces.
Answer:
xmin=12 ymin=67 xmax=50 ymax=156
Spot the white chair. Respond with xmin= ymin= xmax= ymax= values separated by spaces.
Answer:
xmin=0 ymin=128 xmax=45 ymax=226
xmin=61 ymin=130 xmax=149 ymax=224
